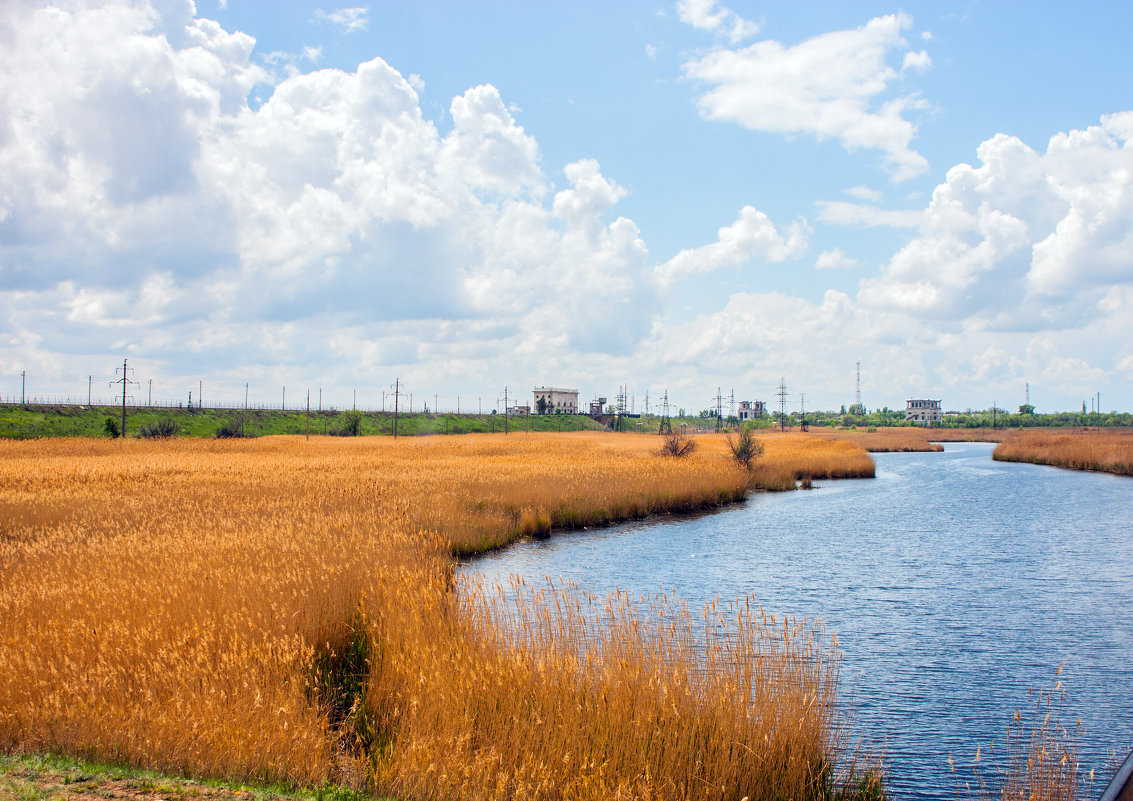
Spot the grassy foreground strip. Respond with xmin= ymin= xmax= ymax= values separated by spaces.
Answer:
xmin=0 ymin=752 xmax=376 ymax=801
xmin=1 ymin=433 xmax=881 ymax=801
xmin=993 ymin=429 xmax=1133 ymax=476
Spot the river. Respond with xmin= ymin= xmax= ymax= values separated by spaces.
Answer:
xmin=462 ymin=442 xmax=1133 ymax=801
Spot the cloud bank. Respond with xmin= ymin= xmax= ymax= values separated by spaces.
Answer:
xmin=1 ymin=1 xmax=1131 ymax=412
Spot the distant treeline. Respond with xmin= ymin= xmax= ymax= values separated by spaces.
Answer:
xmin=760 ymin=407 xmax=1133 ymax=429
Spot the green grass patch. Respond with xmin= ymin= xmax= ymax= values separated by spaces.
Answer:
xmin=0 ymin=405 xmax=607 ymax=439
xmin=0 ymin=752 xmax=383 ymax=801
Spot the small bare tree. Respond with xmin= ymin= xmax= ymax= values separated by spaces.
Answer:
xmin=659 ymin=432 xmax=696 ymax=458
xmin=727 ymin=427 xmax=763 ymax=469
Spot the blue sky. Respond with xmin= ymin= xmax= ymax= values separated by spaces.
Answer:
xmin=3 ymin=1 xmax=1133 ymax=414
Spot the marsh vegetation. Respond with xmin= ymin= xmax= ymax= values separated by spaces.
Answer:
xmin=0 ymin=433 xmax=879 ymax=801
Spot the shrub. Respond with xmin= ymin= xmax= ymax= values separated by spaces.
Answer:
xmin=140 ymin=418 xmax=180 ymax=439
xmin=659 ymin=432 xmax=696 ymax=458
xmin=215 ymin=419 xmax=246 ymax=438
xmin=334 ymin=410 xmax=363 ymax=437
xmin=727 ymin=426 xmax=763 ymax=469
xmin=103 ymin=417 xmax=120 ymax=438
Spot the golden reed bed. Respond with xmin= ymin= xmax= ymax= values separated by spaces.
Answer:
xmin=993 ymin=429 xmax=1133 ymax=476
xmin=805 ymin=426 xmax=1006 ymax=453
xmin=0 ymin=433 xmax=881 ymax=800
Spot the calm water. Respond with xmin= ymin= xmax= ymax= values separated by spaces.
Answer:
xmin=463 ymin=443 xmax=1133 ymax=801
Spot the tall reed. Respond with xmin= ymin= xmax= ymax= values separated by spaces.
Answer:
xmin=0 ymin=434 xmax=881 ymax=799
xmin=993 ymin=430 xmax=1133 ymax=476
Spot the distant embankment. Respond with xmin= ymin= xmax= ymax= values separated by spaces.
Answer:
xmin=0 ymin=402 xmax=604 ymax=439
xmin=992 ymin=429 xmax=1133 ymax=476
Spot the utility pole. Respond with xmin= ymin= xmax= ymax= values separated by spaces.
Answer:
xmin=110 ymin=359 xmax=137 ymax=438
xmin=199 ymin=380 xmax=202 ymax=411
xmin=503 ymin=387 xmax=509 ymax=434
xmin=246 ymin=383 xmax=249 ymax=409
xmin=393 ymin=378 xmax=400 ymax=438
xmin=306 ymin=390 xmax=310 ymax=440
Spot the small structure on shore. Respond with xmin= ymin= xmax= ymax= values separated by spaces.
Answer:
xmin=533 ymin=386 xmax=579 ymax=414
xmin=737 ymin=400 xmax=766 ymax=421
xmin=906 ymin=398 xmax=942 ymax=425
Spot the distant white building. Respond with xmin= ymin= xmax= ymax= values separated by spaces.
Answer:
xmin=737 ymin=400 xmax=766 ymax=421
xmin=533 ymin=386 xmax=579 ymax=414
xmin=906 ymin=398 xmax=942 ymax=424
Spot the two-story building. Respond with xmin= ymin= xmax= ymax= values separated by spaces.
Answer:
xmin=737 ymin=400 xmax=766 ymax=421
xmin=906 ymin=398 xmax=942 ymax=425
xmin=533 ymin=386 xmax=579 ymax=414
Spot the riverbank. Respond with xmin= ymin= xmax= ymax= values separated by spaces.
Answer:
xmin=0 ymin=433 xmax=882 ymax=801
xmin=992 ymin=429 xmax=1133 ymax=476
xmin=806 ymin=426 xmax=1006 ymax=452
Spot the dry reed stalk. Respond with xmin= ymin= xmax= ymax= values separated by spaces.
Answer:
xmin=0 ymin=434 xmax=881 ymax=800
xmin=375 ymin=577 xmax=878 ymax=801
xmin=962 ymin=671 xmax=1082 ymax=801
xmin=993 ymin=430 xmax=1133 ymax=476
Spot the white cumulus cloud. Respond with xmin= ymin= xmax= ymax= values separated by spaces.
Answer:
xmin=859 ymin=117 xmax=1133 ymax=332
xmin=314 ymin=7 xmax=368 ymax=33
xmin=676 ymin=0 xmax=759 ymax=44
xmin=815 ymin=248 xmax=858 ymax=270
xmin=683 ymin=13 xmax=930 ymax=181
xmin=654 ymin=206 xmax=808 ymax=286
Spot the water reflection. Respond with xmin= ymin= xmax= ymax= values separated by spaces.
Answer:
xmin=464 ymin=443 xmax=1133 ymax=801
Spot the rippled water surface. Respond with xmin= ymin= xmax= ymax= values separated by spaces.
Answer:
xmin=463 ymin=443 xmax=1133 ymax=801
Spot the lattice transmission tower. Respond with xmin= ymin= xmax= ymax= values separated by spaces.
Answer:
xmin=850 ymin=361 xmax=865 ymax=415
xmin=776 ymin=378 xmax=789 ymax=431
xmin=659 ymin=389 xmax=672 ymax=434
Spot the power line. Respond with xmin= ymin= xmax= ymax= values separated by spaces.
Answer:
xmin=109 ymin=358 xmax=138 ymax=437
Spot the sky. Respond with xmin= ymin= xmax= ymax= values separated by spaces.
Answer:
xmin=3 ymin=0 xmax=1133 ymax=415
